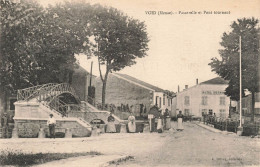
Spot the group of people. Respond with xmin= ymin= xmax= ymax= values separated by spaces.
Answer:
xmin=46 ymin=110 xmax=185 ymax=138
xmin=106 ymin=112 xmax=136 ymax=133
xmin=156 ymin=108 xmax=171 ymax=132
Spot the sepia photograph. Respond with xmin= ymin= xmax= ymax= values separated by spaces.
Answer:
xmin=0 ymin=0 xmax=260 ymax=166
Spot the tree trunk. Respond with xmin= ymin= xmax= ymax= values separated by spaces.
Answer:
xmin=101 ymin=71 xmax=109 ymax=110
xmin=251 ymin=91 xmax=255 ymax=122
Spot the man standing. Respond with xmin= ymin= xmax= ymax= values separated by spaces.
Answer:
xmin=47 ymin=114 xmax=56 ymax=138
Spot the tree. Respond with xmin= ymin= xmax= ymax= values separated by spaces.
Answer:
xmin=209 ymin=18 xmax=259 ymax=121
xmin=90 ymin=5 xmax=149 ymax=109
xmin=0 ymin=0 xmax=91 ymax=92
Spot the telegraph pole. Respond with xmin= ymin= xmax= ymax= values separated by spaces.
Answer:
xmin=239 ymin=36 xmax=242 ymax=128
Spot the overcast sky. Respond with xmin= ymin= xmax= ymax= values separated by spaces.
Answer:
xmin=39 ymin=0 xmax=260 ymax=92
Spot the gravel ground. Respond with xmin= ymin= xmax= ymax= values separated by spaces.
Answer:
xmin=0 ymin=122 xmax=259 ymax=167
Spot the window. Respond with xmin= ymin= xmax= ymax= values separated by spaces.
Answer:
xmin=155 ymin=96 xmax=159 ymax=106
xmin=220 ymin=97 xmax=225 ymax=105
xmin=219 ymin=109 xmax=226 ymax=118
xmin=184 ymin=109 xmax=190 ymax=116
xmin=168 ymin=98 xmax=171 ymax=106
xmin=163 ymin=96 xmax=165 ymax=105
xmin=208 ymin=109 xmax=213 ymax=115
xmin=184 ymin=96 xmax=190 ymax=105
xmin=201 ymin=96 xmax=208 ymax=105
xmin=159 ymin=97 xmax=161 ymax=108
xmin=201 ymin=109 xmax=208 ymax=116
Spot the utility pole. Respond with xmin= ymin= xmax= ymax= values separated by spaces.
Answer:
xmin=239 ymin=36 xmax=242 ymax=128
xmin=89 ymin=61 xmax=93 ymax=87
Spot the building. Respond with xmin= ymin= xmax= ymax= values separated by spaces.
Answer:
xmin=235 ymin=94 xmax=260 ymax=122
xmin=71 ymin=66 xmax=96 ymax=102
xmin=175 ymin=77 xmax=231 ymax=118
xmin=95 ymin=73 xmax=173 ymax=116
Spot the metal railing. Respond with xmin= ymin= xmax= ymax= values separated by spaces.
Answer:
xmin=17 ymin=83 xmax=80 ymax=104
xmin=203 ymin=115 xmax=239 ymax=133
xmin=17 ymin=83 xmax=55 ymax=101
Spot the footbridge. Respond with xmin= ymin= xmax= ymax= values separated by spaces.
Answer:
xmin=14 ymin=83 xmax=122 ymax=138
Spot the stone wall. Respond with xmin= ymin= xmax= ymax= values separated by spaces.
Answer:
xmin=96 ymin=74 xmax=152 ymax=116
xmin=68 ymin=111 xmax=122 ymax=124
xmin=14 ymin=101 xmax=92 ymax=138
xmin=15 ymin=119 xmax=91 ymax=138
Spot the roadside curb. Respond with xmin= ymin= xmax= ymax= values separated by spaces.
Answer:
xmin=34 ymin=154 xmax=133 ymax=167
xmin=100 ymin=155 xmax=134 ymax=167
xmin=195 ymin=122 xmax=223 ymax=133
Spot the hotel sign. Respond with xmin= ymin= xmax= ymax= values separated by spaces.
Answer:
xmin=202 ymin=91 xmax=225 ymax=95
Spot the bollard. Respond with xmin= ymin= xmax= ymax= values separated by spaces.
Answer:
xmin=99 ymin=124 xmax=105 ymax=133
xmin=237 ymin=126 xmax=243 ymax=136
xmin=11 ymin=128 xmax=19 ymax=138
xmin=38 ymin=128 xmax=45 ymax=138
xmin=120 ymin=124 xmax=127 ymax=133
xmin=0 ymin=128 xmax=2 ymax=138
xmin=65 ymin=128 xmax=72 ymax=138
xmin=143 ymin=124 xmax=150 ymax=133
xmin=91 ymin=127 xmax=98 ymax=137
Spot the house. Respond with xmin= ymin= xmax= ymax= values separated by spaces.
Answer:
xmin=95 ymin=73 xmax=173 ymax=116
xmin=175 ymin=77 xmax=232 ymax=118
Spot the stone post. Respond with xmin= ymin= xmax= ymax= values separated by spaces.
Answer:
xmin=11 ymin=122 xmax=18 ymax=138
xmin=143 ymin=124 xmax=150 ymax=133
xmin=91 ymin=127 xmax=98 ymax=137
xmin=65 ymin=128 xmax=72 ymax=138
xmin=120 ymin=123 xmax=127 ymax=133
xmin=99 ymin=124 xmax=105 ymax=133
xmin=38 ymin=128 xmax=45 ymax=138
xmin=237 ymin=126 xmax=243 ymax=136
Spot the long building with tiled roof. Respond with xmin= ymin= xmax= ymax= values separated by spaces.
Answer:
xmin=95 ymin=73 xmax=173 ymax=116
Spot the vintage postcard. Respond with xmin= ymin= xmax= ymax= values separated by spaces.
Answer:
xmin=0 ymin=0 xmax=260 ymax=166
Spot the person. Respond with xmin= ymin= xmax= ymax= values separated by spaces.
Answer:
xmin=128 ymin=112 xmax=136 ymax=133
xmin=213 ymin=113 xmax=216 ymax=120
xmin=157 ymin=111 xmax=163 ymax=133
xmin=1 ymin=113 xmax=8 ymax=138
xmin=47 ymin=114 xmax=56 ymax=138
xmin=177 ymin=111 xmax=184 ymax=131
xmin=106 ymin=113 xmax=116 ymax=133
xmin=164 ymin=109 xmax=171 ymax=130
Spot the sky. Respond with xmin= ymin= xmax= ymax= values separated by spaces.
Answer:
xmin=39 ymin=0 xmax=260 ymax=92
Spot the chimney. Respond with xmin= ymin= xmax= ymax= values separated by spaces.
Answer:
xmin=178 ymin=85 xmax=180 ymax=93
xmin=196 ymin=78 xmax=199 ymax=85
xmin=185 ymin=85 xmax=188 ymax=89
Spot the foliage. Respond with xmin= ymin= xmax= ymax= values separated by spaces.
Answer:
xmin=0 ymin=0 xmax=91 ymax=92
xmin=164 ymin=90 xmax=176 ymax=97
xmin=1 ymin=1 xmax=149 ymax=110
xmin=90 ymin=5 xmax=149 ymax=107
xmin=0 ymin=149 xmax=101 ymax=166
xmin=209 ymin=18 xmax=259 ymax=101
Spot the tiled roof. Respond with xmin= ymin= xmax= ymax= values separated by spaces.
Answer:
xmin=115 ymin=73 xmax=165 ymax=92
xmin=200 ymin=77 xmax=229 ymax=85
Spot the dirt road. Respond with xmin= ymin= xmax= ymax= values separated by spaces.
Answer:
xmin=111 ymin=122 xmax=260 ymax=167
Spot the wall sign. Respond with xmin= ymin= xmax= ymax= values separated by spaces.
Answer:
xmin=202 ymin=91 xmax=225 ymax=95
